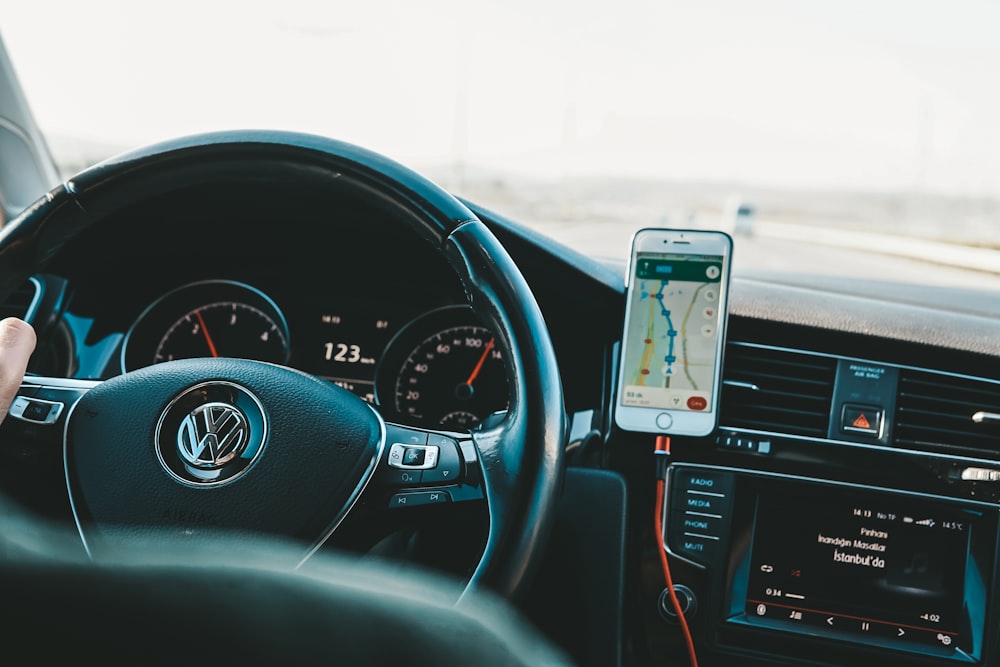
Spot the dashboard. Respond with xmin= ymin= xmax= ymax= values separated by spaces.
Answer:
xmin=36 ymin=180 xmax=517 ymax=432
xmin=6 ymin=158 xmax=1000 ymax=667
xmin=117 ymin=279 xmax=506 ymax=430
xmin=626 ymin=301 xmax=1000 ymax=667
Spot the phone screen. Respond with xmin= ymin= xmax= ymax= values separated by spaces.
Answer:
xmin=620 ymin=252 xmax=725 ymax=413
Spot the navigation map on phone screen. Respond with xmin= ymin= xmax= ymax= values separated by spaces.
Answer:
xmin=621 ymin=252 xmax=724 ymax=412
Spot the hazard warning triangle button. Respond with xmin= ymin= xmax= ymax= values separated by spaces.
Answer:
xmin=842 ymin=403 xmax=883 ymax=437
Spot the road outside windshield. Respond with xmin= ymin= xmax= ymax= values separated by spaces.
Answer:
xmin=3 ymin=1 xmax=1000 ymax=290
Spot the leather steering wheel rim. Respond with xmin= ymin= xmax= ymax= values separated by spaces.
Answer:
xmin=0 ymin=130 xmax=567 ymax=600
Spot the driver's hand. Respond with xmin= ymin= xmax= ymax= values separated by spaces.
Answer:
xmin=0 ymin=318 xmax=36 ymax=424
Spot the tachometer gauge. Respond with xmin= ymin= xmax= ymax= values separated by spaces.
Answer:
xmin=375 ymin=307 xmax=508 ymax=429
xmin=154 ymin=301 xmax=288 ymax=364
xmin=122 ymin=281 xmax=290 ymax=372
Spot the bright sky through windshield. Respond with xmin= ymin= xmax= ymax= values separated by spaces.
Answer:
xmin=3 ymin=0 xmax=1000 ymax=196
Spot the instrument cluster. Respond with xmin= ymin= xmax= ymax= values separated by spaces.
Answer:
xmin=120 ymin=280 xmax=508 ymax=429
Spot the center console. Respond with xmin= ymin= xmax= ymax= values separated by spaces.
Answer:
xmin=663 ymin=464 xmax=998 ymax=665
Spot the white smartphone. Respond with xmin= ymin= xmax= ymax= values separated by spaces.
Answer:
xmin=614 ymin=228 xmax=733 ymax=436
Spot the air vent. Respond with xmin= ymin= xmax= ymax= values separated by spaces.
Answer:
xmin=0 ymin=279 xmax=38 ymax=321
xmin=895 ymin=370 xmax=1000 ymax=457
xmin=720 ymin=343 xmax=836 ymax=438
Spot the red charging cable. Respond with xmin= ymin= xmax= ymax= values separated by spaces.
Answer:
xmin=655 ymin=435 xmax=699 ymax=667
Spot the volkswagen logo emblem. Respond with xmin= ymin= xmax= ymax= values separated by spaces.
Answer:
xmin=155 ymin=381 xmax=267 ymax=487
xmin=177 ymin=402 xmax=249 ymax=469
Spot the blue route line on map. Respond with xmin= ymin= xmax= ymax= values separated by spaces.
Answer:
xmin=654 ymin=282 xmax=678 ymax=376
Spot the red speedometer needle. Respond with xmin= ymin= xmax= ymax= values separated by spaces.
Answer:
xmin=465 ymin=337 xmax=495 ymax=386
xmin=194 ymin=310 xmax=219 ymax=358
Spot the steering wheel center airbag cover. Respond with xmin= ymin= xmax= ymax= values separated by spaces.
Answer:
xmin=156 ymin=382 xmax=266 ymax=485
xmin=64 ymin=358 xmax=384 ymax=559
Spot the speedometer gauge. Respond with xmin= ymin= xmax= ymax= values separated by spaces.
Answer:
xmin=122 ymin=281 xmax=290 ymax=372
xmin=375 ymin=307 xmax=508 ymax=429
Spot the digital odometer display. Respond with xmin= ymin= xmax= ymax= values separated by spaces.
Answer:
xmin=306 ymin=303 xmax=401 ymax=403
xmin=741 ymin=487 xmax=978 ymax=656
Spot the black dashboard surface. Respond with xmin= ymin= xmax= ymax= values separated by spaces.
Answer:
xmin=13 ymin=172 xmax=1000 ymax=667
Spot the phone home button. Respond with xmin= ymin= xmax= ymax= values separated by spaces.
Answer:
xmin=656 ymin=413 xmax=673 ymax=430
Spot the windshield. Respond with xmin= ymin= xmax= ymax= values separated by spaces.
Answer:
xmin=3 ymin=1 xmax=1000 ymax=288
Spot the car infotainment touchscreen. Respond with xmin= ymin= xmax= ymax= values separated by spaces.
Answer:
xmin=732 ymin=483 xmax=987 ymax=660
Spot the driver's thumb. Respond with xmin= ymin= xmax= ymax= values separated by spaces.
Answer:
xmin=0 ymin=318 xmax=36 ymax=424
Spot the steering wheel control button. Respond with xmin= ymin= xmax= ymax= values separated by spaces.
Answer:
xmin=384 ymin=424 xmax=428 ymax=447
xmin=422 ymin=434 xmax=463 ymax=484
xmin=388 ymin=490 xmax=452 ymax=508
xmin=402 ymin=447 xmax=426 ymax=466
xmin=9 ymin=396 xmax=64 ymax=424
xmin=15 ymin=384 xmax=39 ymax=398
xmin=382 ymin=468 xmax=423 ymax=486
xmin=155 ymin=381 xmax=268 ymax=487
xmin=655 ymin=412 xmax=673 ymax=430
xmin=386 ymin=443 xmax=439 ymax=470
xmin=841 ymin=403 xmax=884 ymax=437
xmin=8 ymin=396 xmax=30 ymax=419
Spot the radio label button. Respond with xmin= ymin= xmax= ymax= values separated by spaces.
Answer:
xmin=666 ymin=467 xmax=735 ymax=566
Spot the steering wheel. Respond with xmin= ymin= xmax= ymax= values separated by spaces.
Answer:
xmin=0 ymin=131 xmax=566 ymax=603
